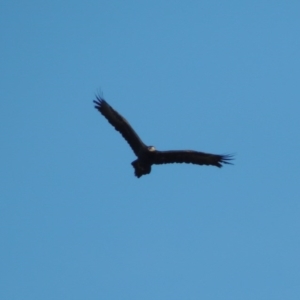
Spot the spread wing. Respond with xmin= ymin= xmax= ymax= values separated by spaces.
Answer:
xmin=93 ymin=95 xmax=146 ymax=156
xmin=152 ymin=150 xmax=233 ymax=168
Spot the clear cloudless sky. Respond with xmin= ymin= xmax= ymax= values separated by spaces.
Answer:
xmin=1 ymin=1 xmax=300 ymax=299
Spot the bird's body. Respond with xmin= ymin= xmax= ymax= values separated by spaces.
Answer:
xmin=93 ymin=95 xmax=233 ymax=178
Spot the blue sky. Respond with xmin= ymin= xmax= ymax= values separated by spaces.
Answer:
xmin=1 ymin=1 xmax=300 ymax=299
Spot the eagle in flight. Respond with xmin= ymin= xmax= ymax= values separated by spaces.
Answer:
xmin=93 ymin=95 xmax=233 ymax=178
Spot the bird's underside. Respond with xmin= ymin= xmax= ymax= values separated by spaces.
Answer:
xmin=93 ymin=95 xmax=233 ymax=178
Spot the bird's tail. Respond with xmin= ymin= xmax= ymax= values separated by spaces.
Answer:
xmin=131 ymin=160 xmax=151 ymax=178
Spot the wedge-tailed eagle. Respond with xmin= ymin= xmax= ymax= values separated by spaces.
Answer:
xmin=93 ymin=95 xmax=233 ymax=178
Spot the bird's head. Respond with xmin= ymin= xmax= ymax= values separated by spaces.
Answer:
xmin=147 ymin=146 xmax=156 ymax=152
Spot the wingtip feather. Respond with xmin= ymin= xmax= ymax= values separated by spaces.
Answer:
xmin=220 ymin=154 xmax=235 ymax=166
xmin=93 ymin=94 xmax=107 ymax=111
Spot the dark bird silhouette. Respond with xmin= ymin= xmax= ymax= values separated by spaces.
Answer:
xmin=93 ymin=95 xmax=233 ymax=178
